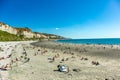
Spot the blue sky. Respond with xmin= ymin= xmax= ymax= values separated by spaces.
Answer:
xmin=0 ymin=0 xmax=120 ymax=39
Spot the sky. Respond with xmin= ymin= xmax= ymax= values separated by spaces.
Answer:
xmin=0 ymin=0 xmax=120 ymax=39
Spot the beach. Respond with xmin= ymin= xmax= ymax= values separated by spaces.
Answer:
xmin=0 ymin=41 xmax=120 ymax=80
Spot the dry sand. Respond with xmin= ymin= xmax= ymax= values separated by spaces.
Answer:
xmin=1 ymin=41 xmax=120 ymax=80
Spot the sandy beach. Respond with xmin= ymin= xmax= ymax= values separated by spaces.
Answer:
xmin=0 ymin=41 xmax=120 ymax=80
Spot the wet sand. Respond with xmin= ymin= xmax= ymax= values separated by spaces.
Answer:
xmin=1 ymin=41 xmax=120 ymax=80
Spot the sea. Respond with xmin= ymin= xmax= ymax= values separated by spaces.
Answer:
xmin=56 ymin=38 xmax=120 ymax=45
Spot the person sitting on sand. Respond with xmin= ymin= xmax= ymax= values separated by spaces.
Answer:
xmin=0 ymin=64 xmax=11 ymax=71
xmin=92 ymin=61 xmax=99 ymax=66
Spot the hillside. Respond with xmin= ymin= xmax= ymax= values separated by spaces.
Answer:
xmin=0 ymin=22 xmax=65 ymax=41
xmin=0 ymin=30 xmax=21 ymax=41
xmin=34 ymin=32 xmax=65 ymax=39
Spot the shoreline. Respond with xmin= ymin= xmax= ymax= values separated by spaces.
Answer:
xmin=56 ymin=38 xmax=120 ymax=45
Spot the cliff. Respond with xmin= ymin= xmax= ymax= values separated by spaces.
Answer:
xmin=0 ymin=22 xmax=65 ymax=40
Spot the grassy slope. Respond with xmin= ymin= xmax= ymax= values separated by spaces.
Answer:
xmin=0 ymin=30 xmax=21 ymax=41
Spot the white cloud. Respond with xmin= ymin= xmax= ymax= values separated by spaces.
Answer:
xmin=55 ymin=28 xmax=59 ymax=30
